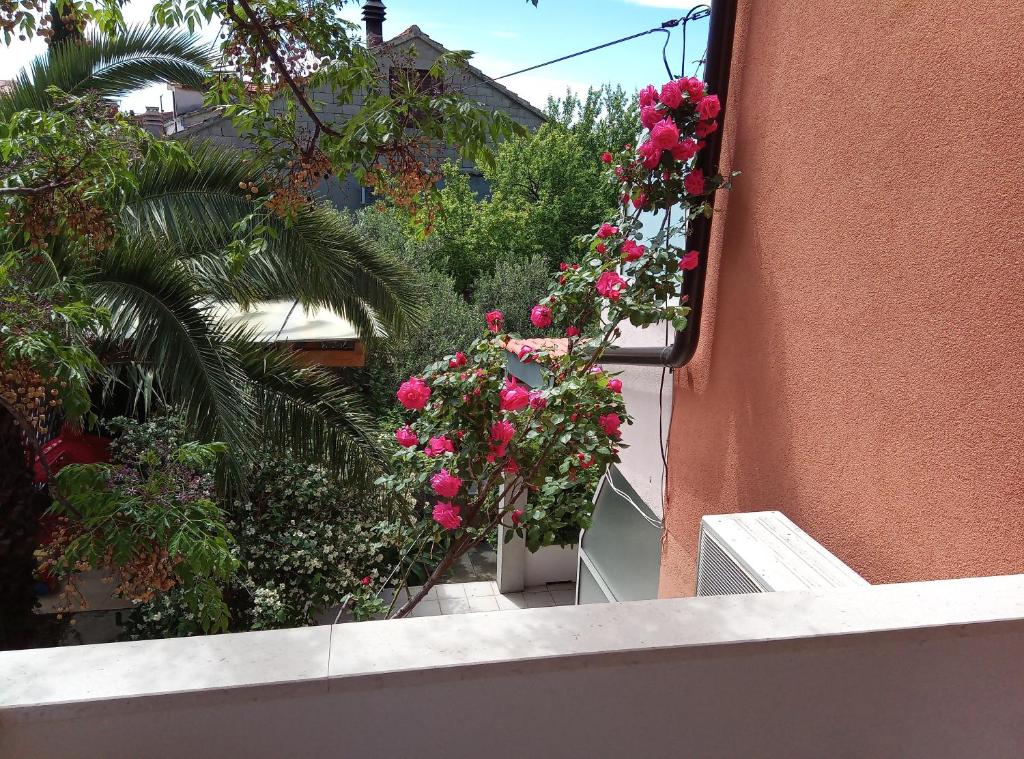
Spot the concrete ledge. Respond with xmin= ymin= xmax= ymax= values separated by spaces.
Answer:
xmin=3 ymin=574 xmax=1023 ymax=708
xmin=3 ymin=575 xmax=1024 ymax=758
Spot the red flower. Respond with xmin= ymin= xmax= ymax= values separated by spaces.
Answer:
xmin=659 ymin=80 xmax=683 ymax=109
xmin=680 ymin=250 xmax=700 ymax=270
xmin=670 ymin=137 xmax=699 ymax=162
xmin=598 ymin=413 xmax=622 ymax=439
xmin=596 ymin=223 xmax=619 ymax=239
xmin=684 ymin=169 xmax=705 ymax=196
xmin=650 ymin=119 xmax=680 ymax=150
xmin=529 ymin=390 xmax=547 ymax=409
xmin=431 ymin=468 xmax=463 ymax=499
xmin=596 ymin=271 xmax=628 ymax=301
xmin=559 ymin=262 xmax=568 ymax=271
xmin=638 ymin=139 xmax=662 ymax=169
xmin=596 ymin=242 xmax=607 ymax=254
xmin=566 ymin=325 xmax=580 ymax=338
xmin=518 ymin=345 xmax=534 ymax=362
xmin=682 ymin=76 xmax=705 ymax=101
xmin=397 ymin=377 xmax=431 ymax=410
xmin=504 ymin=459 xmax=520 ymax=475
xmin=697 ymin=94 xmax=721 ymax=120
xmin=500 ymin=377 xmax=531 ymax=412
xmin=511 ymin=508 xmax=524 ymax=526
xmin=632 ymin=192 xmax=648 ymax=210
xmin=432 ymin=502 xmax=462 ymax=530
xmin=361 ymin=576 xmax=371 ymax=586
xmin=608 ymin=378 xmax=623 ymax=393
xmin=395 ymin=425 xmax=418 ymax=448
xmin=621 ymin=240 xmax=647 ymax=262
xmin=530 ymin=304 xmax=553 ymax=329
xmin=490 ymin=420 xmax=516 ymax=444
xmin=600 ymin=151 xmax=613 ymax=163
xmin=638 ymin=84 xmax=658 ymax=108
xmin=448 ymin=351 xmax=467 ymax=368
xmin=485 ymin=309 xmax=504 ymax=333
xmin=640 ymin=105 xmax=663 ymax=130
xmin=694 ymin=119 xmax=718 ymax=138
xmin=424 ymin=435 xmax=455 ymax=457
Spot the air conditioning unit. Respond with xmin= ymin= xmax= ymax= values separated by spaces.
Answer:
xmin=696 ymin=511 xmax=868 ymax=596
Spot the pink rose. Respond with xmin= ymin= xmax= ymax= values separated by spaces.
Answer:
xmin=680 ymin=250 xmax=700 ymax=270
xmin=596 ymin=223 xmax=618 ymax=239
xmin=684 ymin=169 xmax=705 ymax=196
xmin=694 ymin=119 xmax=718 ymax=138
xmin=659 ymin=80 xmax=683 ymax=109
xmin=650 ymin=119 xmax=680 ymax=150
xmin=430 ymin=468 xmax=463 ymax=499
xmin=598 ymin=413 xmax=622 ymax=439
xmin=397 ymin=376 xmax=431 ymax=410
xmin=596 ymin=271 xmax=628 ymax=301
xmin=517 ymin=345 xmax=534 ymax=362
xmin=566 ymin=325 xmax=580 ymax=337
xmin=361 ymin=576 xmax=371 ymax=586
xmin=608 ymin=378 xmax=623 ymax=393
xmin=485 ymin=309 xmax=504 ymax=333
xmin=490 ymin=419 xmax=516 ymax=444
xmin=500 ymin=377 xmax=531 ymax=412
xmin=530 ymin=305 xmax=553 ymax=329
xmin=395 ymin=425 xmax=418 ymax=448
xmin=697 ymin=94 xmax=720 ymax=120
xmin=638 ymin=84 xmax=658 ymax=107
xmin=670 ymin=137 xmax=699 ymax=162
xmin=432 ymin=502 xmax=462 ymax=530
xmin=529 ymin=390 xmax=547 ymax=410
xmin=640 ymin=105 xmax=663 ymax=130
xmin=510 ymin=508 xmax=523 ymax=526
xmin=683 ymin=76 xmax=705 ymax=101
xmin=600 ymin=151 xmax=613 ymax=163
xmin=638 ymin=139 xmax=662 ymax=169
xmin=448 ymin=351 xmax=467 ymax=368
xmin=425 ymin=435 xmax=455 ymax=457
xmin=620 ymin=240 xmax=646 ymax=262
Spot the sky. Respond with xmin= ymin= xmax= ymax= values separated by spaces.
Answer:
xmin=0 ymin=0 xmax=711 ymax=114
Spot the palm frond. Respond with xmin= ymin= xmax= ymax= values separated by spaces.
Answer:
xmin=236 ymin=342 xmax=384 ymax=488
xmin=87 ymin=242 xmax=256 ymax=482
xmin=0 ymin=27 xmax=215 ymax=116
xmin=122 ymin=143 xmax=425 ymax=342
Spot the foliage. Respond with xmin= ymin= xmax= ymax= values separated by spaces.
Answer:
xmin=472 ymin=254 xmax=554 ymax=337
xmin=45 ymin=416 xmax=238 ymax=633
xmin=421 ymin=86 xmax=640 ymax=291
xmin=381 ymin=76 xmax=732 ymax=617
xmin=125 ymin=456 xmax=397 ymax=638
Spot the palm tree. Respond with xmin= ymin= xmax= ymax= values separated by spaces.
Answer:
xmin=1 ymin=28 xmax=421 ymax=645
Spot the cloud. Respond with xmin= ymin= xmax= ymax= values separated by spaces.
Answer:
xmin=620 ymin=0 xmax=707 ymax=8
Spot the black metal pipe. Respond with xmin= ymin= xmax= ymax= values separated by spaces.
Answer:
xmin=603 ymin=0 xmax=738 ymax=367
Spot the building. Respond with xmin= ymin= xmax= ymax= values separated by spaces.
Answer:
xmin=3 ymin=2 xmax=1024 ymax=756
xmin=163 ymin=8 xmax=545 ymax=210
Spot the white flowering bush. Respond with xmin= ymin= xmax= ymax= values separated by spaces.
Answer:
xmin=126 ymin=457 xmax=395 ymax=638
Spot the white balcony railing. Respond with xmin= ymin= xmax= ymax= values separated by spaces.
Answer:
xmin=2 ymin=574 xmax=1024 ymax=758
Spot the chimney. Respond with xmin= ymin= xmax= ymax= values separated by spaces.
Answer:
xmin=362 ymin=0 xmax=386 ymax=47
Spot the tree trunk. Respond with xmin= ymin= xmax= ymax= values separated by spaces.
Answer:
xmin=0 ymin=409 xmax=46 ymax=649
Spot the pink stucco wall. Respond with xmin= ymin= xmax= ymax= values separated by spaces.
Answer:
xmin=661 ymin=0 xmax=1024 ymax=595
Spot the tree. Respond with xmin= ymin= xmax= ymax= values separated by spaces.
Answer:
xmin=422 ymin=85 xmax=642 ymax=290
xmin=379 ymin=76 xmax=730 ymax=618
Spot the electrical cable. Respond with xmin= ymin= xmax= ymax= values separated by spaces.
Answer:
xmin=494 ymin=8 xmax=710 ymax=83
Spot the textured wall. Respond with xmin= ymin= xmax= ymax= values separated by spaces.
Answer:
xmin=662 ymin=0 xmax=1024 ymax=595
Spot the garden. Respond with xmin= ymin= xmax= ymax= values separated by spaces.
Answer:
xmin=0 ymin=0 xmax=726 ymax=645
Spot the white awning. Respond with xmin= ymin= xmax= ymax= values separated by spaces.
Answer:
xmin=215 ymin=300 xmax=360 ymax=343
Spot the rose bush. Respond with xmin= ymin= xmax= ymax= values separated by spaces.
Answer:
xmin=377 ymin=76 xmax=733 ymax=617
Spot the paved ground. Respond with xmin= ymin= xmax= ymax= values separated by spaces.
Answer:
xmin=392 ymin=580 xmax=577 ymax=618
